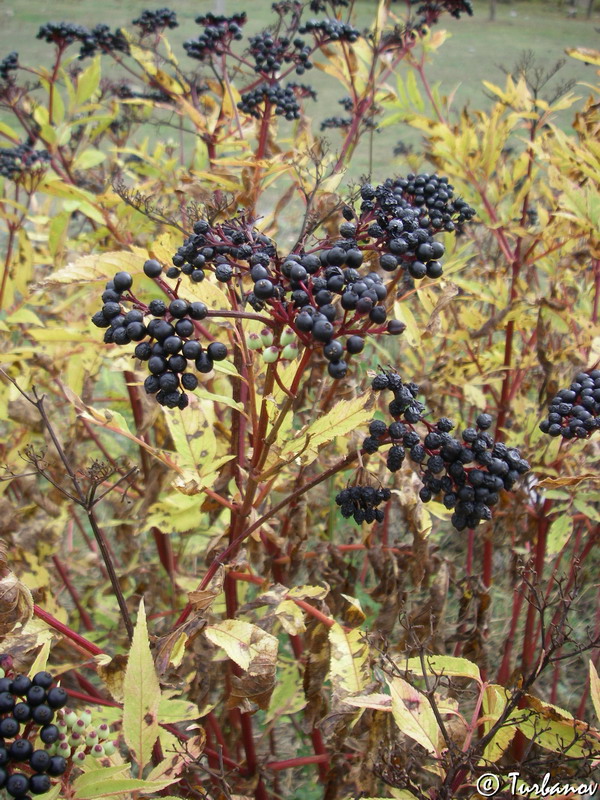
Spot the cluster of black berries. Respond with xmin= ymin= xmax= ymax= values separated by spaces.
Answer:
xmin=0 ymin=142 xmax=51 ymax=180
xmin=91 ymin=269 xmax=229 ymax=409
xmin=78 ymin=25 xmax=129 ymax=59
xmin=183 ymin=13 xmax=246 ymax=62
xmin=238 ymin=82 xmax=301 ymax=120
xmin=36 ymin=22 xmax=128 ymax=59
xmin=320 ymin=117 xmax=351 ymax=131
xmin=248 ymin=32 xmax=314 ymax=76
xmin=132 ymin=8 xmax=178 ymax=36
xmin=116 ymin=84 xmax=173 ymax=104
xmin=298 ymin=18 xmax=360 ymax=43
xmin=539 ymin=370 xmax=600 ymax=439
xmin=0 ymin=670 xmax=67 ymax=798
xmin=310 ymin=0 xmax=350 ymax=11
xmin=345 ymin=174 xmax=476 ymax=280
xmin=0 ymin=52 xmax=18 ymax=82
xmin=163 ymin=213 xmax=407 ymax=380
xmin=336 ymin=486 xmax=391 ymax=525
xmin=411 ymin=0 xmax=474 ymax=21
xmin=359 ymin=371 xmax=530 ymax=531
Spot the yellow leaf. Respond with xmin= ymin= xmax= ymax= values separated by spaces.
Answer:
xmin=387 ymin=675 xmax=440 ymax=755
xmin=328 ymin=623 xmax=370 ymax=697
xmin=589 ymin=662 xmax=600 ymax=724
xmin=205 ymin=620 xmax=278 ymax=673
xmin=123 ymin=599 xmax=161 ymax=772
xmin=280 ymin=393 xmax=371 ymax=466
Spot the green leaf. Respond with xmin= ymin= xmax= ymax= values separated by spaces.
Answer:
xmin=74 ymin=777 xmax=175 ymax=799
xmin=76 ymin=57 xmax=102 ymax=105
xmin=72 ymin=766 xmax=130 ymax=794
xmin=122 ymin=599 xmax=161 ymax=772
xmin=404 ymin=655 xmax=481 ymax=683
xmin=547 ymin=515 xmax=572 ymax=557
xmin=27 ymin=639 xmax=51 ymax=677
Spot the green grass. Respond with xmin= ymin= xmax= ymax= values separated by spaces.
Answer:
xmin=3 ymin=0 xmax=599 ymax=183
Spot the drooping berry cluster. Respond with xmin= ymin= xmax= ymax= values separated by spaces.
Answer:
xmin=412 ymin=0 xmax=474 ymax=22
xmin=0 ymin=142 xmax=51 ymax=180
xmin=36 ymin=22 xmax=129 ymax=59
xmin=310 ymin=0 xmax=350 ymax=11
xmin=132 ymin=8 xmax=178 ymax=36
xmin=539 ymin=370 xmax=600 ymax=440
xmin=320 ymin=116 xmax=351 ymax=131
xmin=0 ymin=52 xmax=18 ymax=82
xmin=91 ymin=268 xmax=230 ymax=409
xmin=336 ymin=486 xmax=392 ymax=524
xmin=78 ymin=25 xmax=130 ymax=59
xmin=238 ymin=83 xmax=302 ymax=121
xmin=345 ymin=174 xmax=476 ymax=280
xmin=248 ymin=32 xmax=314 ymax=77
xmin=355 ymin=371 xmax=530 ymax=531
xmin=183 ymin=13 xmax=246 ymax=62
xmin=0 ymin=668 xmax=68 ymax=798
xmin=298 ymin=18 xmax=360 ymax=44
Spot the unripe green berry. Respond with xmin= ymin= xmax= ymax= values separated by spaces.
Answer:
xmin=57 ymin=742 xmax=71 ymax=757
xmin=68 ymin=731 xmax=83 ymax=747
xmin=86 ymin=730 xmax=99 ymax=747
xmin=262 ymin=346 xmax=279 ymax=364
xmin=260 ymin=328 xmax=274 ymax=347
xmin=0 ymin=668 xmax=4 ymax=678
xmin=73 ymin=749 xmax=86 ymax=763
xmin=79 ymin=709 xmax=93 ymax=727
xmin=73 ymin=718 xmax=86 ymax=732
xmin=97 ymin=723 xmax=110 ymax=740
xmin=64 ymin=710 xmax=77 ymax=728
xmin=281 ymin=343 xmax=299 ymax=360
xmin=281 ymin=327 xmax=295 ymax=347
xmin=45 ymin=743 xmax=57 ymax=756
xmin=247 ymin=333 xmax=262 ymax=350
xmin=102 ymin=740 xmax=116 ymax=756
xmin=91 ymin=744 xmax=105 ymax=759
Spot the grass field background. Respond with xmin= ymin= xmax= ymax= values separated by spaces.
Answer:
xmin=2 ymin=0 xmax=599 ymax=182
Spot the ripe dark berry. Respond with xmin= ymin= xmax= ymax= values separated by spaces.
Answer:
xmin=254 ymin=279 xmax=275 ymax=299
xmin=328 ymin=360 xmax=347 ymax=379
xmin=0 ymin=718 xmax=19 ymax=738
xmin=39 ymin=725 xmax=59 ymax=745
xmin=195 ymin=353 xmax=214 ymax=373
xmin=0 ymin=678 xmax=12 ymax=693
xmin=31 ymin=705 xmax=54 ymax=725
xmin=134 ymin=342 xmax=152 ymax=361
xmin=476 ymin=413 xmax=493 ymax=430
xmin=189 ymin=302 xmax=208 ymax=320
xmin=113 ymin=271 xmax=133 ymax=292
xmin=181 ymin=373 xmax=199 ymax=391
xmin=369 ymin=420 xmax=388 ymax=437
xmin=143 ymin=259 xmax=162 ymax=278
xmin=149 ymin=299 xmax=167 ymax=316
xmin=12 ymin=703 xmax=30 ymax=722
xmin=346 ymin=336 xmax=364 ymax=354
xmin=169 ymin=299 xmax=189 ymax=318
xmin=148 ymin=356 xmax=167 ymax=375
xmin=296 ymin=312 xmax=313 ymax=332
xmin=47 ymin=755 xmax=66 ymax=775
xmin=323 ymin=340 xmax=344 ymax=361
xmin=91 ymin=311 xmax=110 ymax=328
xmin=163 ymin=336 xmax=183 ymax=354
xmin=5 ymin=773 xmax=29 ymax=797
xmin=182 ymin=340 xmax=202 ymax=359
xmin=9 ymin=738 xmax=33 ymax=761
xmin=312 ymin=319 xmax=334 ymax=343
xmin=175 ymin=318 xmax=194 ymax=337
xmin=369 ymin=306 xmax=387 ymax=324
xmin=30 ymin=773 xmax=51 ymax=794
xmin=215 ymin=264 xmax=233 ymax=282
xmin=0 ymin=693 xmax=14 ymax=713
xmin=207 ymin=342 xmax=228 ymax=361
xmin=29 ymin=750 xmax=51 ymax=772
